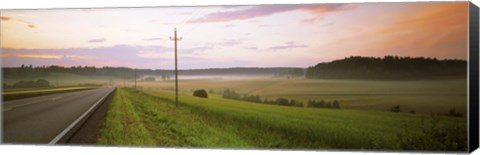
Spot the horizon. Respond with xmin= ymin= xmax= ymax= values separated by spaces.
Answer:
xmin=0 ymin=2 xmax=469 ymax=69
xmin=1 ymin=55 xmax=467 ymax=70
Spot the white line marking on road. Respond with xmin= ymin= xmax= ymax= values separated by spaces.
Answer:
xmin=48 ymin=88 xmax=115 ymax=144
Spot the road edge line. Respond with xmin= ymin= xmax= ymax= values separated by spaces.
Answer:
xmin=48 ymin=87 xmax=116 ymax=145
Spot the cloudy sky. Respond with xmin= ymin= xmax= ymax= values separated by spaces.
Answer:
xmin=0 ymin=2 xmax=469 ymax=69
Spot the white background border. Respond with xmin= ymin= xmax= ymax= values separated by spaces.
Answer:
xmin=0 ymin=0 xmax=479 ymax=155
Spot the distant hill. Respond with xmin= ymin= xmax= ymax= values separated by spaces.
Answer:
xmin=306 ymin=56 xmax=467 ymax=80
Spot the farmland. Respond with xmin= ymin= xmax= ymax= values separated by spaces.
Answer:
xmin=97 ymin=87 xmax=467 ymax=150
xmin=136 ymin=76 xmax=467 ymax=115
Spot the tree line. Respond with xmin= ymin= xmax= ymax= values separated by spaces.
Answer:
xmin=3 ymin=65 xmax=304 ymax=79
xmin=306 ymin=56 xmax=467 ymax=80
xmin=3 ymin=79 xmax=50 ymax=89
xmin=222 ymin=89 xmax=340 ymax=109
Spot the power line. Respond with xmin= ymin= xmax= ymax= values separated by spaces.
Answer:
xmin=177 ymin=7 xmax=203 ymax=31
xmin=180 ymin=7 xmax=222 ymax=39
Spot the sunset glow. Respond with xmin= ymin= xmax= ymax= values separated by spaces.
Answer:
xmin=0 ymin=2 xmax=469 ymax=69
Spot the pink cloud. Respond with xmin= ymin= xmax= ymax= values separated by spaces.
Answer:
xmin=187 ymin=4 xmax=349 ymax=23
xmin=268 ymin=42 xmax=308 ymax=51
xmin=88 ymin=38 xmax=106 ymax=43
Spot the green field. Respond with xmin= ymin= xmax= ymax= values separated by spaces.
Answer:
xmin=97 ymin=88 xmax=467 ymax=151
xmin=137 ymin=77 xmax=467 ymax=115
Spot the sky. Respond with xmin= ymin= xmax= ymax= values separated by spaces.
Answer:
xmin=0 ymin=2 xmax=470 ymax=69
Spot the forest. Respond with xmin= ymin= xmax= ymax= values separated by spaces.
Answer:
xmin=305 ymin=56 xmax=467 ymax=79
xmin=2 ymin=65 xmax=302 ymax=79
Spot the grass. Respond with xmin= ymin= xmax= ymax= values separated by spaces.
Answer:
xmin=136 ymin=77 xmax=467 ymax=115
xmin=3 ymin=72 xmax=120 ymax=87
xmin=2 ymin=86 xmax=98 ymax=101
xmin=97 ymin=88 xmax=467 ymax=151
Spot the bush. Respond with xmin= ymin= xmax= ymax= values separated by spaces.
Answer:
xmin=307 ymin=100 xmax=325 ymax=108
xmin=446 ymin=108 xmax=462 ymax=117
xmin=222 ymin=89 xmax=241 ymax=100
xmin=276 ymin=98 xmax=290 ymax=106
xmin=332 ymin=100 xmax=340 ymax=109
xmin=9 ymin=79 xmax=50 ymax=88
xmin=36 ymin=79 xmax=50 ymax=87
xmin=243 ymin=94 xmax=262 ymax=103
xmin=193 ymin=89 xmax=208 ymax=98
xmin=144 ymin=77 xmax=155 ymax=82
xmin=390 ymin=105 xmax=400 ymax=112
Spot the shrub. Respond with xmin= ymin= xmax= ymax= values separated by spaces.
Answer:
xmin=390 ymin=105 xmax=400 ymax=112
xmin=36 ymin=79 xmax=50 ymax=87
xmin=243 ymin=94 xmax=262 ymax=103
xmin=193 ymin=89 xmax=208 ymax=98
xmin=332 ymin=100 xmax=340 ymax=109
xmin=144 ymin=77 xmax=155 ymax=81
xmin=446 ymin=108 xmax=462 ymax=117
xmin=222 ymin=89 xmax=241 ymax=100
xmin=10 ymin=79 xmax=50 ymax=88
xmin=276 ymin=98 xmax=290 ymax=106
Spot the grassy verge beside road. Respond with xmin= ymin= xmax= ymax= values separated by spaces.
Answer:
xmin=98 ymin=88 xmax=467 ymax=150
xmin=2 ymin=86 xmax=99 ymax=101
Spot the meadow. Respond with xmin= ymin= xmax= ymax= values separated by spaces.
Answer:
xmin=137 ymin=76 xmax=467 ymax=115
xmin=2 ymin=72 xmax=120 ymax=87
xmin=97 ymin=87 xmax=467 ymax=151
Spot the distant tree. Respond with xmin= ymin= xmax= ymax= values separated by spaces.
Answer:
xmin=193 ymin=89 xmax=208 ymax=98
xmin=35 ymin=79 xmax=50 ymax=87
xmin=390 ymin=105 xmax=401 ymax=112
xmin=307 ymin=100 xmax=326 ymax=108
xmin=325 ymin=102 xmax=332 ymax=108
xmin=306 ymin=56 xmax=467 ymax=80
xmin=276 ymin=98 xmax=289 ymax=106
xmin=222 ymin=89 xmax=241 ymax=100
xmin=332 ymin=100 xmax=340 ymax=109
xmin=447 ymin=108 xmax=462 ymax=117
xmin=244 ymin=94 xmax=261 ymax=103
xmin=144 ymin=77 xmax=155 ymax=82
xmin=161 ymin=74 xmax=171 ymax=81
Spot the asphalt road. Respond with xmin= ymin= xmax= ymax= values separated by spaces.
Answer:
xmin=2 ymin=86 xmax=115 ymax=144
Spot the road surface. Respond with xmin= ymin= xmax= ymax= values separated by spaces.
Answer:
xmin=2 ymin=86 xmax=115 ymax=144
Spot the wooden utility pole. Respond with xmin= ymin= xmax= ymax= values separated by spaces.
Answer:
xmin=134 ymin=69 xmax=137 ymax=90
xmin=170 ymin=28 xmax=182 ymax=107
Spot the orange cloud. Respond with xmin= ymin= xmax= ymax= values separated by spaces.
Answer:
xmin=1 ymin=53 xmax=96 ymax=60
xmin=1 ymin=53 xmax=63 ymax=59
xmin=329 ymin=2 xmax=468 ymax=59
xmin=370 ymin=2 xmax=467 ymax=57
xmin=1 ymin=16 xmax=12 ymax=21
